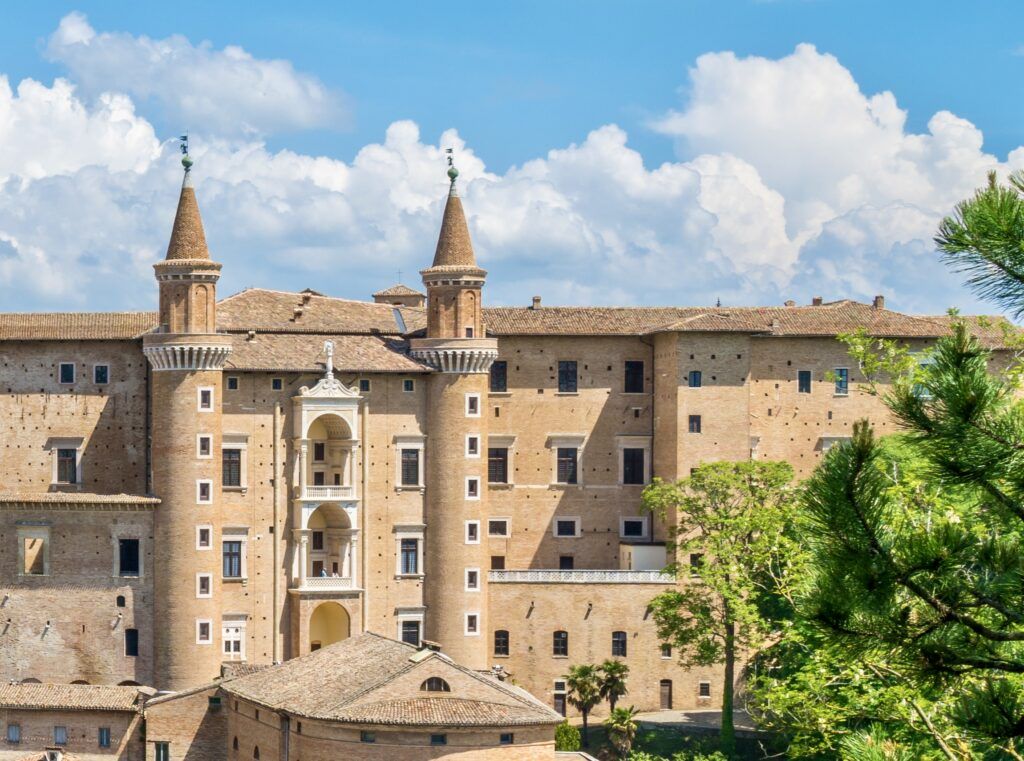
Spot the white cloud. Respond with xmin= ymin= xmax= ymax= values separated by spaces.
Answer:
xmin=0 ymin=26 xmax=1013 ymax=315
xmin=46 ymin=12 xmax=345 ymax=136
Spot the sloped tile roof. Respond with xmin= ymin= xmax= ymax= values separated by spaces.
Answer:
xmin=164 ymin=181 xmax=209 ymax=261
xmin=0 ymin=312 xmax=157 ymax=340
xmin=0 ymin=493 xmax=159 ymax=506
xmin=373 ymin=284 xmax=425 ymax=298
xmin=225 ymin=333 xmax=430 ymax=373
xmin=429 ymin=193 xmax=477 ymax=269
xmin=0 ymin=683 xmax=142 ymax=712
xmin=222 ymin=632 xmax=560 ymax=727
xmin=218 ymin=289 xmax=426 ymax=335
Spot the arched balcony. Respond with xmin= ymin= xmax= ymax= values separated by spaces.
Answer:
xmin=300 ymin=413 xmax=357 ymax=501
xmin=292 ymin=504 xmax=358 ymax=591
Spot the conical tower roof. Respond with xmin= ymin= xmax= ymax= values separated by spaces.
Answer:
xmin=165 ymin=171 xmax=210 ymax=261
xmin=430 ymin=181 xmax=477 ymax=269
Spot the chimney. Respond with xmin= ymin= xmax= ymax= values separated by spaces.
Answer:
xmin=811 ymin=296 xmax=823 ymax=306
xmin=784 ymin=299 xmax=796 ymax=307
xmin=873 ymin=295 xmax=885 ymax=309
xmin=530 ymin=296 xmax=542 ymax=309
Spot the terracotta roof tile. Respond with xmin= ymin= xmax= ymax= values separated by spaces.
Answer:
xmin=225 ymin=333 xmax=430 ymax=373
xmin=0 ymin=493 xmax=159 ymax=506
xmin=222 ymin=632 xmax=559 ymax=727
xmin=164 ymin=178 xmax=209 ymax=261
xmin=373 ymin=284 xmax=425 ymax=298
xmin=429 ymin=193 xmax=477 ymax=269
xmin=0 ymin=683 xmax=142 ymax=712
xmin=218 ymin=289 xmax=425 ymax=335
xmin=0 ymin=312 xmax=157 ymax=340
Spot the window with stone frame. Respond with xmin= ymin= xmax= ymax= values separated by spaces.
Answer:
xmin=490 ymin=360 xmax=508 ymax=392
xmin=557 ymin=361 xmax=578 ymax=393
xmin=494 ymin=629 xmax=510 ymax=656
xmin=553 ymin=630 xmax=569 ymax=657
xmin=622 ymin=447 xmax=645 ymax=484
xmin=118 ymin=539 xmax=140 ymax=577
xmin=222 ymin=448 xmax=242 ymax=488
xmin=612 ymin=630 xmax=628 ymax=657
xmin=400 ymin=449 xmax=421 ymax=486
xmin=556 ymin=448 xmax=578 ymax=484
xmin=56 ymin=448 xmax=77 ymax=484
xmin=488 ymin=447 xmax=509 ymax=483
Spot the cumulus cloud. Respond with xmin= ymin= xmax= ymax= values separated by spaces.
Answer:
xmin=46 ymin=12 xmax=346 ymax=136
xmin=0 ymin=25 xmax=1015 ymax=315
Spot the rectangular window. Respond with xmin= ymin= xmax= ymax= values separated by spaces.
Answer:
xmin=699 ymin=681 xmax=711 ymax=698
xmin=313 ymin=471 xmax=325 ymax=486
xmin=400 ymin=538 xmax=419 ymax=575
xmin=359 ymin=378 xmax=371 ymax=392
xmin=198 ymin=387 xmax=213 ymax=411
xmin=197 ymin=435 xmax=212 ymax=458
xmin=155 ymin=742 xmax=170 ymax=761
xmin=661 ymin=643 xmax=672 ymax=659
xmin=118 ymin=538 xmax=140 ymax=576
xmin=272 ymin=377 xmax=283 ymax=391
xmin=311 ymin=530 xmax=324 ymax=551
xmin=466 ymin=520 xmax=480 ymax=544
xmin=688 ymin=415 xmax=702 ymax=434
xmin=688 ymin=370 xmax=702 ymax=388
xmin=124 ymin=628 xmax=139 ymax=657
xmin=196 ymin=526 xmax=212 ymax=550
xmin=313 ymin=442 xmax=326 ymax=462
xmin=226 ymin=376 xmax=239 ymax=390
xmin=197 ymin=620 xmax=212 ymax=644
xmin=556 ymin=448 xmax=578 ymax=484
xmin=554 ymin=694 xmax=566 ymax=716
xmin=57 ymin=448 xmax=77 ymax=484
xmin=555 ymin=518 xmax=580 ymax=538
xmin=197 ymin=480 xmax=212 ymax=504
xmin=624 ymin=360 xmax=644 ymax=393
xmin=500 ymin=733 xmax=514 ymax=745
xmin=6 ymin=723 xmax=20 ymax=743
xmin=612 ymin=631 xmax=628 ymax=657
xmin=222 ymin=449 xmax=242 ymax=487
xmin=361 ymin=731 xmax=377 ymax=744
xmin=403 ymin=378 xmax=415 ymax=392
xmin=834 ymin=368 xmax=849 ymax=395
xmin=222 ymin=623 xmax=244 ymax=660
xmin=622 ymin=448 xmax=645 ymax=485
xmin=54 ymin=726 xmax=68 ymax=745
xmin=466 ymin=435 xmax=480 ymax=457
xmin=488 ymin=447 xmax=509 ymax=483
xmin=621 ymin=518 xmax=647 ymax=539
xmin=98 ymin=726 xmax=111 ymax=748
xmin=494 ymin=629 xmax=510 ymax=656
xmin=559 ymin=555 xmax=574 ymax=570
xmin=400 ymin=449 xmax=420 ymax=486
xmin=94 ymin=364 xmax=109 ymax=385
xmin=553 ymin=631 xmax=569 ymax=657
xmin=58 ymin=362 xmax=75 ymax=384
xmin=798 ymin=370 xmax=812 ymax=394
xmin=466 ymin=477 xmax=480 ymax=499
xmin=558 ymin=360 xmax=578 ymax=393
xmin=491 ymin=555 xmax=506 ymax=570
xmin=465 ymin=568 xmax=479 ymax=591
xmin=431 ymin=734 xmax=447 ymax=746
xmin=22 ymin=535 xmax=46 ymax=575
xmin=466 ymin=613 xmax=479 ymax=635
xmin=488 ymin=519 xmax=509 ymax=537
xmin=223 ymin=541 xmax=243 ymax=578
xmin=400 ymin=620 xmax=421 ymax=647
xmin=490 ymin=360 xmax=508 ymax=392
xmin=466 ymin=393 xmax=480 ymax=416
xmin=197 ymin=573 xmax=212 ymax=598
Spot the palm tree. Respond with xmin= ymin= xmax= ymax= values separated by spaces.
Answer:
xmin=564 ymin=664 xmax=602 ymax=748
xmin=598 ymin=659 xmax=630 ymax=711
xmin=604 ymin=705 xmax=639 ymax=758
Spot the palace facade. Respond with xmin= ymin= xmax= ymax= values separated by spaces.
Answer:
xmin=0 ymin=156 xmax=1013 ymax=758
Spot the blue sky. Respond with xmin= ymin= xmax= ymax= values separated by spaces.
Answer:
xmin=0 ymin=1 xmax=1021 ymax=313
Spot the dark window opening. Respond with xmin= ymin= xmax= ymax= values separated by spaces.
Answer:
xmin=553 ymin=630 xmax=569 ymax=657
xmin=57 ymin=448 xmax=77 ymax=484
xmin=798 ymin=370 xmax=812 ymax=394
xmin=222 ymin=449 xmax=242 ymax=487
xmin=488 ymin=448 xmax=509 ymax=483
xmin=612 ymin=630 xmax=628 ymax=657
xmin=490 ymin=360 xmax=508 ymax=392
xmin=558 ymin=361 xmax=578 ymax=393
xmin=556 ymin=448 xmax=578 ymax=484
xmin=118 ymin=539 xmax=140 ymax=576
xmin=124 ymin=628 xmax=139 ymax=657
xmin=624 ymin=361 xmax=644 ymax=393
xmin=688 ymin=370 xmax=702 ymax=388
xmin=559 ymin=555 xmax=574 ymax=570
xmin=494 ymin=629 xmax=510 ymax=656
xmin=401 ymin=620 xmax=421 ymax=647
xmin=400 ymin=449 xmax=420 ymax=486
xmin=622 ymin=448 xmax=645 ymax=484
xmin=688 ymin=415 xmax=702 ymax=434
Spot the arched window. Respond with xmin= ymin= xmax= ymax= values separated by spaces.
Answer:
xmin=494 ymin=629 xmax=510 ymax=657
xmin=115 ymin=595 xmax=126 ymax=608
xmin=611 ymin=630 xmax=627 ymax=657
xmin=253 ymin=746 xmax=260 ymax=760
xmin=233 ymin=737 xmax=239 ymax=750
xmin=553 ymin=630 xmax=569 ymax=657
xmin=421 ymin=677 xmax=451 ymax=692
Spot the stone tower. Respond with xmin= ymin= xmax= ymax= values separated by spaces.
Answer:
xmin=411 ymin=164 xmax=498 ymax=669
xmin=144 ymin=154 xmax=232 ymax=690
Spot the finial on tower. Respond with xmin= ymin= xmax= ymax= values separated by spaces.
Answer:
xmin=445 ymin=148 xmax=459 ymax=197
xmin=179 ymin=133 xmax=193 ymax=179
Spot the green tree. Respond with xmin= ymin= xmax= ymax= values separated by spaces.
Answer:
xmin=565 ymin=663 xmax=603 ymax=748
xmin=600 ymin=659 xmax=630 ymax=711
xmin=642 ymin=460 xmax=798 ymax=758
xmin=605 ymin=705 xmax=640 ymax=758
xmin=555 ymin=720 xmax=581 ymax=752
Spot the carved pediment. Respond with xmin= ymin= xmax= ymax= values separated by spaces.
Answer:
xmin=298 ymin=375 xmax=360 ymax=398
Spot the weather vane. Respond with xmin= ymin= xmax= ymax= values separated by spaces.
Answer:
xmin=179 ymin=133 xmax=193 ymax=172
xmin=445 ymin=147 xmax=458 ymax=189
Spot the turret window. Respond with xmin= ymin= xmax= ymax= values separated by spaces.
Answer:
xmin=465 ymin=521 xmax=480 ymax=543
xmin=465 ymin=568 xmax=480 ymax=591
xmin=197 ymin=387 xmax=214 ymax=411
xmin=466 ymin=477 xmax=480 ymax=499
xmin=465 ymin=613 xmax=480 ymax=635
xmin=196 ymin=480 xmax=212 ymax=504
xmin=465 ymin=393 xmax=481 ymax=417
xmin=197 ymin=435 xmax=212 ymax=458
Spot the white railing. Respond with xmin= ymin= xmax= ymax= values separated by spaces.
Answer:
xmin=488 ymin=570 xmax=674 ymax=584
xmin=297 ymin=576 xmax=355 ymax=591
xmin=301 ymin=485 xmax=355 ymax=501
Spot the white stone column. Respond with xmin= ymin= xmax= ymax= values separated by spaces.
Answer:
xmin=298 ymin=441 xmax=308 ymax=498
xmin=349 ymin=530 xmax=359 ymax=586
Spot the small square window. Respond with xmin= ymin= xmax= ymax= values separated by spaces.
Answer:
xmin=466 ymin=613 xmax=479 ymax=635
xmin=466 ymin=477 xmax=480 ymax=499
xmin=554 ymin=518 xmax=579 ymax=538
xmin=699 ymin=681 xmax=711 ymax=698
xmin=488 ymin=519 xmax=509 ymax=537
xmin=58 ymin=362 xmax=75 ymax=384
xmin=272 ymin=377 xmax=283 ymax=391
xmin=431 ymin=734 xmax=447 ymax=746
xmin=196 ymin=526 xmax=212 ymax=550
xmin=403 ymin=378 xmax=415 ymax=392
xmin=491 ymin=555 xmax=506 ymax=570
xmin=226 ymin=376 xmax=239 ymax=390
xmin=361 ymin=731 xmax=376 ymax=743
xmin=466 ymin=521 xmax=480 ymax=543
xmin=688 ymin=370 xmax=702 ymax=388
xmin=798 ymin=370 xmax=812 ymax=394
xmin=621 ymin=518 xmax=646 ymax=538
xmin=466 ymin=568 xmax=479 ymax=590
xmin=359 ymin=378 xmax=371 ymax=392
xmin=466 ymin=435 xmax=480 ymax=457
xmin=500 ymin=732 xmax=514 ymax=745
xmin=197 ymin=620 xmax=212 ymax=644
xmin=198 ymin=387 xmax=213 ymax=411
xmin=466 ymin=393 xmax=480 ymax=417
xmin=661 ymin=643 xmax=672 ymax=659
xmin=197 ymin=573 xmax=212 ymax=598
xmin=688 ymin=415 xmax=702 ymax=434
xmin=94 ymin=364 xmax=109 ymax=384
xmin=197 ymin=480 xmax=212 ymax=504
xmin=197 ymin=435 xmax=212 ymax=458
xmin=559 ymin=555 xmax=574 ymax=569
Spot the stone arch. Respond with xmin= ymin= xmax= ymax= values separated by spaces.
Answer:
xmin=305 ymin=413 xmax=352 ymax=441
xmin=309 ymin=601 xmax=350 ymax=651
xmin=305 ymin=503 xmax=351 ymax=532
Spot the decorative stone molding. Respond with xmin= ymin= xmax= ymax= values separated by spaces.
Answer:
xmin=143 ymin=343 xmax=231 ymax=371
xmin=488 ymin=569 xmax=675 ymax=584
xmin=409 ymin=337 xmax=498 ymax=374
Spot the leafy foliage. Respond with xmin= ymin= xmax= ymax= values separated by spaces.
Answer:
xmin=605 ymin=705 xmax=640 ymax=758
xmin=600 ymin=659 xmax=630 ymax=711
xmin=565 ymin=663 xmax=603 ymax=747
xmin=555 ymin=720 xmax=581 ymax=752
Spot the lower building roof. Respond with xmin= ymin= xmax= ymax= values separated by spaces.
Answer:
xmin=0 ymin=683 xmax=144 ymax=712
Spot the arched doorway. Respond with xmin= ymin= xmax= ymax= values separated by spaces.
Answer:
xmin=309 ymin=602 xmax=350 ymax=651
